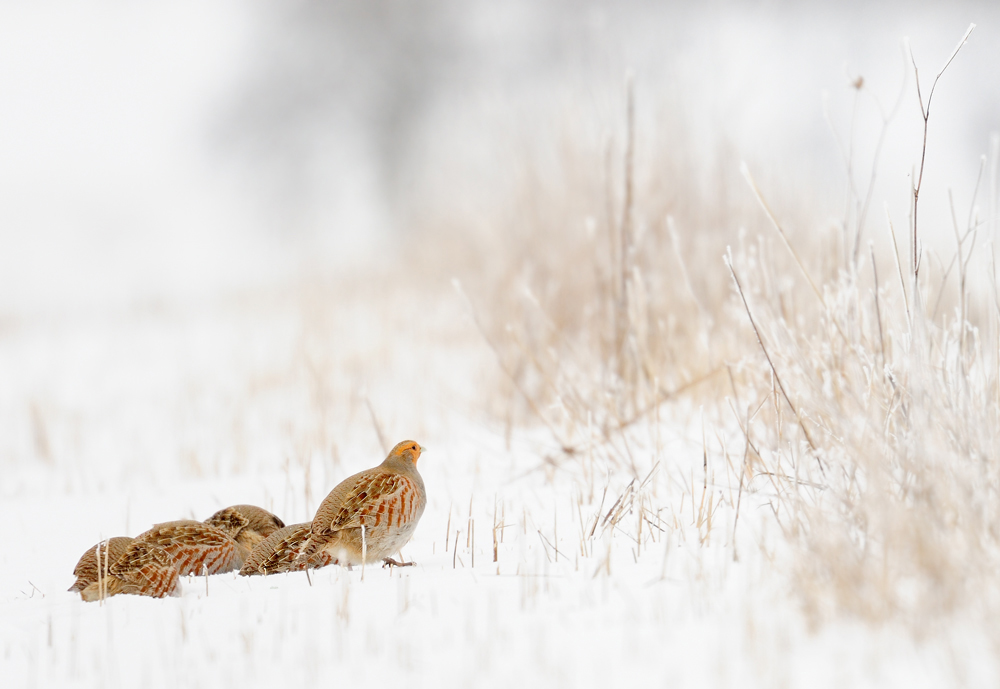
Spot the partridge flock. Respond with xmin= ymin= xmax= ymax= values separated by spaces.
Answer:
xmin=69 ymin=440 xmax=427 ymax=602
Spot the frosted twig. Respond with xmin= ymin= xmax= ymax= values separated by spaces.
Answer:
xmin=907 ymin=23 xmax=976 ymax=282
xmin=725 ymin=250 xmax=823 ymax=469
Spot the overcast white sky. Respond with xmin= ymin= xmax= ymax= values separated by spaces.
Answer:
xmin=0 ymin=1 xmax=996 ymax=314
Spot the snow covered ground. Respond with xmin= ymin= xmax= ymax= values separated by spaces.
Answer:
xmin=1 ymin=276 xmax=996 ymax=688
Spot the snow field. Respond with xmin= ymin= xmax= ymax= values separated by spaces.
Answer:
xmin=1 ymin=278 xmax=994 ymax=688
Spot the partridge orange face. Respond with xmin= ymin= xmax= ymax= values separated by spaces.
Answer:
xmin=388 ymin=440 xmax=424 ymax=465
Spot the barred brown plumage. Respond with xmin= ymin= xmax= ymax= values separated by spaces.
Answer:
xmin=69 ymin=536 xmax=136 ymax=593
xmin=239 ymin=523 xmax=335 ymax=576
xmin=76 ymin=539 xmax=181 ymax=601
xmin=203 ymin=504 xmax=285 ymax=551
xmin=135 ymin=520 xmax=245 ymax=575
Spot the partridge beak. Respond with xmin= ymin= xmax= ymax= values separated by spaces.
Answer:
xmin=419 ymin=445 xmax=427 ymax=453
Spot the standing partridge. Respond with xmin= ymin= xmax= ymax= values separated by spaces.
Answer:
xmin=239 ymin=523 xmax=335 ymax=576
xmin=71 ymin=538 xmax=181 ymax=602
xmin=203 ymin=504 xmax=285 ymax=551
xmin=135 ymin=520 xmax=245 ymax=575
xmin=296 ymin=440 xmax=427 ymax=568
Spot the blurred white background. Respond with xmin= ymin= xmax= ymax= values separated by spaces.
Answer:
xmin=0 ymin=0 xmax=997 ymax=314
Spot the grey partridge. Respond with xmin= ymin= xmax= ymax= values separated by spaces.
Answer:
xmin=69 ymin=537 xmax=136 ymax=593
xmin=71 ymin=538 xmax=181 ymax=602
xmin=203 ymin=504 xmax=285 ymax=551
xmin=296 ymin=440 xmax=427 ymax=568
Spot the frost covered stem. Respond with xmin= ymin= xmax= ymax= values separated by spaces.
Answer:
xmin=615 ymin=73 xmax=636 ymax=379
xmin=870 ymin=244 xmax=886 ymax=367
xmin=908 ymin=23 xmax=976 ymax=280
xmin=725 ymin=251 xmax=822 ymax=470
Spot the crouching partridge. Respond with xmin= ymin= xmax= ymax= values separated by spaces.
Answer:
xmin=239 ymin=523 xmax=335 ymax=576
xmin=203 ymin=504 xmax=285 ymax=551
xmin=69 ymin=537 xmax=136 ymax=593
xmin=295 ymin=440 xmax=427 ymax=569
xmin=70 ymin=538 xmax=180 ymax=602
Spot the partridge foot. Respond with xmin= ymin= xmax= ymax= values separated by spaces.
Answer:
xmin=382 ymin=557 xmax=415 ymax=568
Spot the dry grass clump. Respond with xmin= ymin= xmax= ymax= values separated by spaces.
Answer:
xmin=421 ymin=85 xmax=787 ymax=467
xmin=727 ymin=226 xmax=1000 ymax=624
xmin=725 ymin=25 xmax=1000 ymax=625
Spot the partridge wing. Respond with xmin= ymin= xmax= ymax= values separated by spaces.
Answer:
xmin=315 ymin=473 xmax=420 ymax=534
xmin=137 ymin=521 xmax=242 ymax=575
xmin=110 ymin=542 xmax=180 ymax=599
